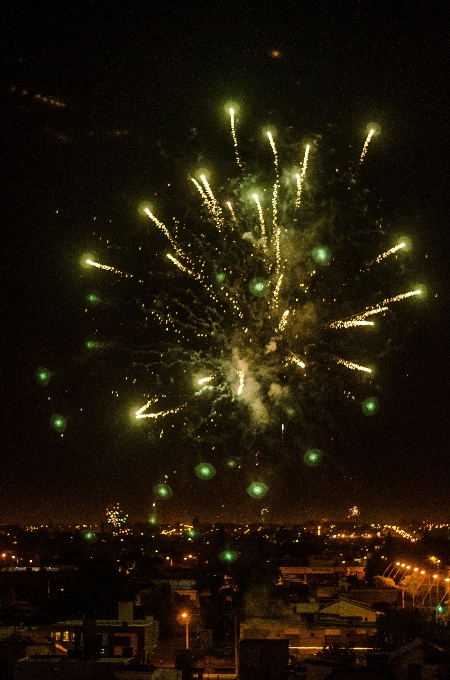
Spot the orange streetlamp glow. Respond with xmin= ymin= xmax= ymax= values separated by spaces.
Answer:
xmin=178 ymin=612 xmax=190 ymax=649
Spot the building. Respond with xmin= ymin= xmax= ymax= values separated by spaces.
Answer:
xmin=13 ymin=604 xmax=159 ymax=678
xmin=389 ymin=637 xmax=447 ymax=679
xmin=318 ymin=597 xmax=378 ymax=624
xmin=241 ymin=596 xmax=380 ymax=657
xmin=96 ymin=601 xmax=159 ymax=663
xmin=43 ymin=602 xmax=158 ymax=661
xmin=239 ymin=639 xmax=289 ymax=680
xmin=277 ymin=561 xmax=365 ymax=600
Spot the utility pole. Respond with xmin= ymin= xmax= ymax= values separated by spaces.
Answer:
xmin=234 ymin=609 xmax=239 ymax=676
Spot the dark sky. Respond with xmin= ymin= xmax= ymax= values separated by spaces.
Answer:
xmin=2 ymin=1 xmax=449 ymax=525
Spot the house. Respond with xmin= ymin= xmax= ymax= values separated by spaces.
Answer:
xmin=389 ymin=637 xmax=448 ymax=679
xmin=45 ymin=602 xmax=158 ymax=662
xmin=277 ymin=561 xmax=366 ymax=601
xmin=13 ymin=603 xmax=159 ymax=678
xmin=241 ymin=596 xmax=380 ymax=657
xmin=48 ymin=620 xmax=83 ymax=655
xmin=0 ymin=631 xmax=65 ymax=680
xmin=96 ymin=601 xmax=159 ymax=663
xmin=319 ymin=598 xmax=378 ymax=624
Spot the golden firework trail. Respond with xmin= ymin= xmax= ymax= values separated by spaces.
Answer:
xmin=86 ymin=259 xmax=132 ymax=277
xmin=272 ymin=273 xmax=284 ymax=308
xmin=287 ymin=354 xmax=306 ymax=370
xmin=253 ymin=194 xmax=268 ymax=254
xmin=266 ymin=131 xmax=279 ymax=175
xmin=381 ymin=289 xmax=421 ymax=305
xmin=331 ymin=289 xmax=420 ymax=329
xmin=295 ymin=144 xmax=310 ymax=208
xmin=200 ymin=175 xmax=225 ymax=231
xmin=266 ymin=132 xmax=281 ymax=276
xmin=191 ymin=177 xmax=225 ymax=232
xmin=144 ymin=209 xmax=190 ymax=264
xmin=229 ymin=108 xmax=244 ymax=170
xmin=136 ymin=397 xmax=187 ymax=420
xmin=276 ymin=309 xmax=290 ymax=333
xmin=191 ymin=177 xmax=210 ymax=207
xmin=331 ymin=319 xmax=375 ymax=329
xmin=146 ymin=205 xmax=244 ymax=320
xmin=366 ymin=242 xmax=406 ymax=269
xmin=336 ymin=358 xmax=372 ymax=373
xmin=226 ymin=201 xmax=238 ymax=227
xmin=359 ymin=129 xmax=375 ymax=165
xmin=237 ymin=369 xmax=245 ymax=395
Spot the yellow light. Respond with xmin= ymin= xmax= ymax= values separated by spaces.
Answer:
xmin=330 ymin=307 xmax=387 ymax=328
xmin=358 ymin=128 xmax=376 ymax=165
xmin=85 ymin=258 xmax=132 ymax=277
xmin=336 ymin=358 xmax=372 ymax=373
xmin=367 ymin=242 xmax=406 ymax=268
xmin=386 ymin=289 xmax=422 ymax=303
xmin=226 ymin=201 xmax=238 ymax=226
xmin=237 ymin=369 xmax=245 ymax=395
xmin=136 ymin=398 xmax=187 ymax=420
xmin=198 ymin=376 xmax=214 ymax=385
xmin=197 ymin=175 xmax=225 ymax=232
xmin=333 ymin=288 xmax=422 ymax=330
xmin=277 ymin=309 xmax=290 ymax=333
xmin=266 ymin=131 xmax=278 ymax=174
xmin=229 ymin=106 xmax=243 ymax=170
xmin=266 ymin=133 xmax=280 ymax=269
xmin=253 ymin=194 xmax=267 ymax=254
xmin=270 ymin=275 xmax=283 ymax=310
xmin=287 ymin=355 xmax=306 ymax=370
xmin=331 ymin=319 xmax=374 ymax=329
xmin=296 ymin=144 xmax=310 ymax=209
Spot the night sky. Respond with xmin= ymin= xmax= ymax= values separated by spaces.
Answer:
xmin=2 ymin=2 xmax=449 ymax=525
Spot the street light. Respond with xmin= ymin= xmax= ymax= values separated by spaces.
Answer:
xmin=411 ymin=571 xmax=427 ymax=607
xmin=178 ymin=612 xmax=190 ymax=649
xmin=392 ymin=562 xmax=405 ymax=581
xmin=383 ymin=561 xmax=395 ymax=577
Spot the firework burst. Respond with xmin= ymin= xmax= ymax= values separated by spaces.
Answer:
xmin=106 ymin=503 xmax=128 ymax=530
xmin=82 ymin=109 xmax=422 ymax=502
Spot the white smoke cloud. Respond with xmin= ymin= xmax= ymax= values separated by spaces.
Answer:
xmin=268 ymin=382 xmax=289 ymax=402
xmin=225 ymin=349 xmax=270 ymax=425
xmin=265 ymin=340 xmax=277 ymax=354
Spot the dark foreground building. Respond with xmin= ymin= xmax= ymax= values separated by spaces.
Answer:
xmin=239 ymin=639 xmax=288 ymax=680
